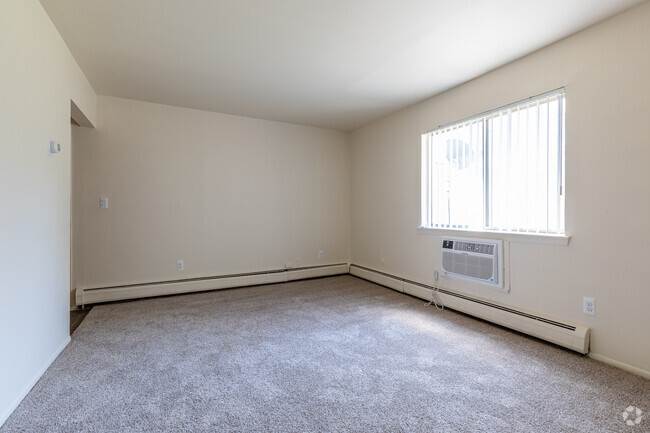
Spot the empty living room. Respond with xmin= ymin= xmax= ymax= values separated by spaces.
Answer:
xmin=1 ymin=0 xmax=649 ymax=431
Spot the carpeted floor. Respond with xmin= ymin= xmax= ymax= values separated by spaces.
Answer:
xmin=2 ymin=275 xmax=648 ymax=432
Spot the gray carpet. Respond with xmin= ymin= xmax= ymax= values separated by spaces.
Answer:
xmin=2 ymin=275 xmax=648 ymax=432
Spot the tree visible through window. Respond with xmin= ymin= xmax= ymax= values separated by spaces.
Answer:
xmin=421 ymin=89 xmax=565 ymax=235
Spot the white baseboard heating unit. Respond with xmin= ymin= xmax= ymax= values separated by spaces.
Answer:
xmin=75 ymin=263 xmax=349 ymax=306
xmin=349 ymin=264 xmax=590 ymax=354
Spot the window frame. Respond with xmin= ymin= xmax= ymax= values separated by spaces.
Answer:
xmin=419 ymin=88 xmax=569 ymax=244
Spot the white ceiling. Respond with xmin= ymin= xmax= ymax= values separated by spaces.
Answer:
xmin=40 ymin=0 xmax=643 ymax=131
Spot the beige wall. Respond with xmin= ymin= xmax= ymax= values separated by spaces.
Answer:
xmin=0 ymin=0 xmax=96 ymax=425
xmin=2 ymin=5 xmax=648 ymax=428
xmin=350 ymin=2 xmax=650 ymax=375
xmin=72 ymin=96 xmax=350 ymax=291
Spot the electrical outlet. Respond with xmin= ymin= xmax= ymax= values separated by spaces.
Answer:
xmin=318 ymin=250 xmax=323 ymax=260
xmin=99 ymin=197 xmax=109 ymax=209
xmin=583 ymin=297 xmax=595 ymax=316
xmin=177 ymin=260 xmax=184 ymax=271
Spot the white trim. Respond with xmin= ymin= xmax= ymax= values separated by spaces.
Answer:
xmin=76 ymin=264 xmax=349 ymax=305
xmin=351 ymin=264 xmax=589 ymax=354
xmin=588 ymin=352 xmax=650 ymax=379
xmin=285 ymin=265 xmax=349 ymax=282
xmin=0 ymin=336 xmax=71 ymax=428
xmin=349 ymin=266 xmax=404 ymax=293
xmin=431 ymin=287 xmax=589 ymax=354
xmin=418 ymin=227 xmax=570 ymax=246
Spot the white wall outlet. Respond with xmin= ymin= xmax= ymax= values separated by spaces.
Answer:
xmin=583 ymin=297 xmax=595 ymax=316
xmin=318 ymin=250 xmax=323 ymax=260
xmin=177 ymin=260 xmax=184 ymax=271
xmin=99 ymin=197 xmax=109 ymax=209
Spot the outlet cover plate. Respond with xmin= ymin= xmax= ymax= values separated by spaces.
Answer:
xmin=583 ymin=297 xmax=595 ymax=316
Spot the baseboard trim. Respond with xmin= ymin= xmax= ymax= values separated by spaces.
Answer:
xmin=588 ymin=352 xmax=650 ymax=379
xmin=3 ymin=268 xmax=648 ymax=431
xmin=350 ymin=264 xmax=590 ymax=354
xmin=0 ymin=336 xmax=71 ymax=428
xmin=348 ymin=265 xmax=404 ymax=293
xmin=76 ymin=263 xmax=350 ymax=306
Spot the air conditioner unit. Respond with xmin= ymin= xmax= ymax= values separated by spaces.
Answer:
xmin=441 ymin=236 xmax=503 ymax=288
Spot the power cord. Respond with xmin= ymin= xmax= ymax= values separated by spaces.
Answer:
xmin=426 ymin=270 xmax=444 ymax=311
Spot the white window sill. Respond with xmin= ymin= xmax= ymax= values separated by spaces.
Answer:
xmin=417 ymin=227 xmax=570 ymax=246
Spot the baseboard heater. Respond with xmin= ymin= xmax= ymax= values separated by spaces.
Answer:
xmin=349 ymin=264 xmax=590 ymax=354
xmin=76 ymin=263 xmax=349 ymax=306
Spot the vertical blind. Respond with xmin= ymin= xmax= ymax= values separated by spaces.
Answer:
xmin=421 ymin=89 xmax=565 ymax=235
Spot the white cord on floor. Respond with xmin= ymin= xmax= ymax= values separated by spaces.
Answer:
xmin=426 ymin=286 xmax=444 ymax=310
xmin=426 ymin=272 xmax=444 ymax=311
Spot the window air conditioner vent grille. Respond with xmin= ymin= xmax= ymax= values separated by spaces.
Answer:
xmin=441 ymin=236 xmax=503 ymax=288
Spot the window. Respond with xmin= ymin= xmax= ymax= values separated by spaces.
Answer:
xmin=421 ymin=89 xmax=565 ymax=235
